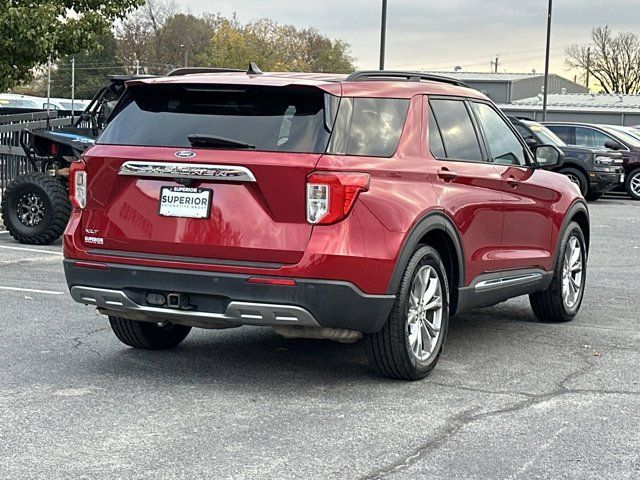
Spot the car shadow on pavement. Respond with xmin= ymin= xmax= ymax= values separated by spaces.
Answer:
xmin=84 ymin=301 xmax=544 ymax=387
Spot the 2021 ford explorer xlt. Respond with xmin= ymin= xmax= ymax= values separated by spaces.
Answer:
xmin=64 ymin=69 xmax=589 ymax=380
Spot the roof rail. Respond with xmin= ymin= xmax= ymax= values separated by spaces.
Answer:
xmin=346 ymin=70 xmax=469 ymax=88
xmin=166 ymin=67 xmax=245 ymax=77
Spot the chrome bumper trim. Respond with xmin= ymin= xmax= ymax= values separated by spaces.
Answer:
xmin=70 ymin=286 xmax=320 ymax=328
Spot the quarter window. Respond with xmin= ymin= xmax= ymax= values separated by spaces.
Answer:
xmin=472 ymin=103 xmax=527 ymax=166
xmin=429 ymin=99 xmax=483 ymax=161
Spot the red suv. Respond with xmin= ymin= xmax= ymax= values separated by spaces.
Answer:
xmin=64 ymin=69 xmax=589 ymax=380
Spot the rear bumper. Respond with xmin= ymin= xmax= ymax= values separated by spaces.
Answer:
xmin=64 ymin=260 xmax=395 ymax=333
xmin=589 ymin=170 xmax=624 ymax=193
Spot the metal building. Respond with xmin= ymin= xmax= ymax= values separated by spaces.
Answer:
xmin=498 ymin=93 xmax=640 ymax=126
xmin=426 ymin=72 xmax=589 ymax=103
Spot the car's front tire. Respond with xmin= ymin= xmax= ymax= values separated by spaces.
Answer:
xmin=365 ymin=246 xmax=449 ymax=380
xmin=108 ymin=316 xmax=191 ymax=350
xmin=530 ymin=221 xmax=587 ymax=322
xmin=625 ymin=168 xmax=640 ymax=200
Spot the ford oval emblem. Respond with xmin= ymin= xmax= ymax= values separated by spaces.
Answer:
xmin=175 ymin=150 xmax=196 ymax=159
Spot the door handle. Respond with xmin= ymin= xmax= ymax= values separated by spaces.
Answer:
xmin=438 ymin=168 xmax=458 ymax=181
xmin=507 ymin=176 xmax=520 ymax=188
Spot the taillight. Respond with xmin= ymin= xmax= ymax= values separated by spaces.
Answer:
xmin=306 ymin=172 xmax=370 ymax=224
xmin=69 ymin=160 xmax=87 ymax=209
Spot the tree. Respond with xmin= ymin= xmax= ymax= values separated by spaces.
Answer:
xmin=156 ymin=14 xmax=214 ymax=68
xmin=199 ymin=18 xmax=355 ymax=73
xmin=566 ymin=26 xmax=640 ymax=94
xmin=50 ymin=32 xmax=126 ymax=99
xmin=0 ymin=0 xmax=143 ymax=91
xmin=114 ymin=0 xmax=177 ymax=73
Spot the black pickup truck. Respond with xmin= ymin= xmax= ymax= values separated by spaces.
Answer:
xmin=509 ymin=117 xmax=624 ymax=201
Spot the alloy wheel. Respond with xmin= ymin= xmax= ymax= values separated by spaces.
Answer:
xmin=562 ymin=236 xmax=583 ymax=309
xmin=630 ymin=172 xmax=640 ymax=197
xmin=16 ymin=192 xmax=45 ymax=227
xmin=407 ymin=265 xmax=443 ymax=361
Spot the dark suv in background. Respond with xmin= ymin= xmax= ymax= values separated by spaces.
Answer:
xmin=510 ymin=118 xmax=624 ymax=201
xmin=545 ymin=122 xmax=640 ymax=200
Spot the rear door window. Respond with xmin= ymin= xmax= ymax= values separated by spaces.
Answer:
xmin=429 ymin=99 xmax=483 ymax=162
xmin=327 ymin=97 xmax=409 ymax=157
xmin=427 ymin=106 xmax=447 ymax=158
xmin=575 ymin=127 xmax=617 ymax=149
xmin=98 ymin=84 xmax=334 ymax=154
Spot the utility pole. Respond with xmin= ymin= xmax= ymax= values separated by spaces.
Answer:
xmin=542 ymin=0 xmax=553 ymax=121
xmin=46 ymin=55 xmax=52 ymax=127
xmin=71 ymin=57 xmax=76 ymax=122
xmin=585 ymin=46 xmax=591 ymax=90
xmin=379 ymin=0 xmax=387 ymax=70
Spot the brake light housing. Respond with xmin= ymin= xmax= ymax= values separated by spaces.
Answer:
xmin=306 ymin=172 xmax=370 ymax=224
xmin=69 ymin=160 xmax=87 ymax=209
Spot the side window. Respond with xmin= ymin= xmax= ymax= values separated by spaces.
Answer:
xmin=547 ymin=125 xmax=573 ymax=144
xmin=430 ymin=99 xmax=483 ymax=161
xmin=472 ymin=103 xmax=527 ymax=166
xmin=428 ymin=105 xmax=446 ymax=158
xmin=575 ymin=127 xmax=596 ymax=147
xmin=576 ymin=127 xmax=614 ymax=149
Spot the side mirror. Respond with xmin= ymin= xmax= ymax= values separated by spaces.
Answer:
xmin=604 ymin=139 xmax=622 ymax=150
xmin=533 ymin=144 xmax=564 ymax=169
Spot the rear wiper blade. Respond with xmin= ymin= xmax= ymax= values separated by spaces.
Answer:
xmin=187 ymin=134 xmax=255 ymax=149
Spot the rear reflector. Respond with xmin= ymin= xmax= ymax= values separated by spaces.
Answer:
xmin=73 ymin=261 xmax=109 ymax=271
xmin=246 ymin=277 xmax=297 ymax=287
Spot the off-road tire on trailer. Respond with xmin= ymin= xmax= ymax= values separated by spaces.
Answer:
xmin=558 ymin=167 xmax=588 ymax=197
xmin=365 ymin=245 xmax=450 ymax=380
xmin=530 ymin=222 xmax=587 ymax=323
xmin=109 ymin=316 xmax=192 ymax=350
xmin=1 ymin=173 xmax=71 ymax=245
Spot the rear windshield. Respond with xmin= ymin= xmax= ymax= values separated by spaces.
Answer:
xmin=98 ymin=84 xmax=335 ymax=154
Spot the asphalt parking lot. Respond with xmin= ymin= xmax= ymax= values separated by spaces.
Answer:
xmin=0 ymin=195 xmax=639 ymax=480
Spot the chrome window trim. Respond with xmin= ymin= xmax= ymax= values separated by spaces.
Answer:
xmin=118 ymin=161 xmax=256 ymax=182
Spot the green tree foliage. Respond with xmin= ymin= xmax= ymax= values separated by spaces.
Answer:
xmin=1 ymin=0 xmax=143 ymax=91
xmin=566 ymin=26 xmax=640 ymax=94
xmin=50 ymin=32 xmax=125 ymax=99
xmin=199 ymin=18 xmax=355 ymax=73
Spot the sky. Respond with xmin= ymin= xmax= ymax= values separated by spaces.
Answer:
xmin=176 ymin=0 xmax=640 ymax=82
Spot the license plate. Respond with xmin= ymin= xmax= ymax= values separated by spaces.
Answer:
xmin=159 ymin=187 xmax=212 ymax=219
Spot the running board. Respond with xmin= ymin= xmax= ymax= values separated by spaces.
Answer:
xmin=456 ymin=269 xmax=553 ymax=313
xmin=474 ymin=272 xmax=543 ymax=291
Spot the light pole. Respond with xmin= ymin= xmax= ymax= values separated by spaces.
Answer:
xmin=542 ymin=0 xmax=553 ymax=121
xmin=379 ymin=0 xmax=387 ymax=70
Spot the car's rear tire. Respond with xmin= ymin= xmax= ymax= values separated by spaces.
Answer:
xmin=558 ymin=167 xmax=588 ymax=197
xmin=365 ymin=245 xmax=449 ymax=380
xmin=530 ymin=222 xmax=587 ymax=322
xmin=1 ymin=172 xmax=71 ymax=245
xmin=625 ymin=169 xmax=640 ymax=200
xmin=108 ymin=316 xmax=191 ymax=350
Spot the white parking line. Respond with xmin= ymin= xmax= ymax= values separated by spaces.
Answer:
xmin=0 ymin=245 xmax=63 ymax=256
xmin=0 ymin=286 xmax=64 ymax=295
